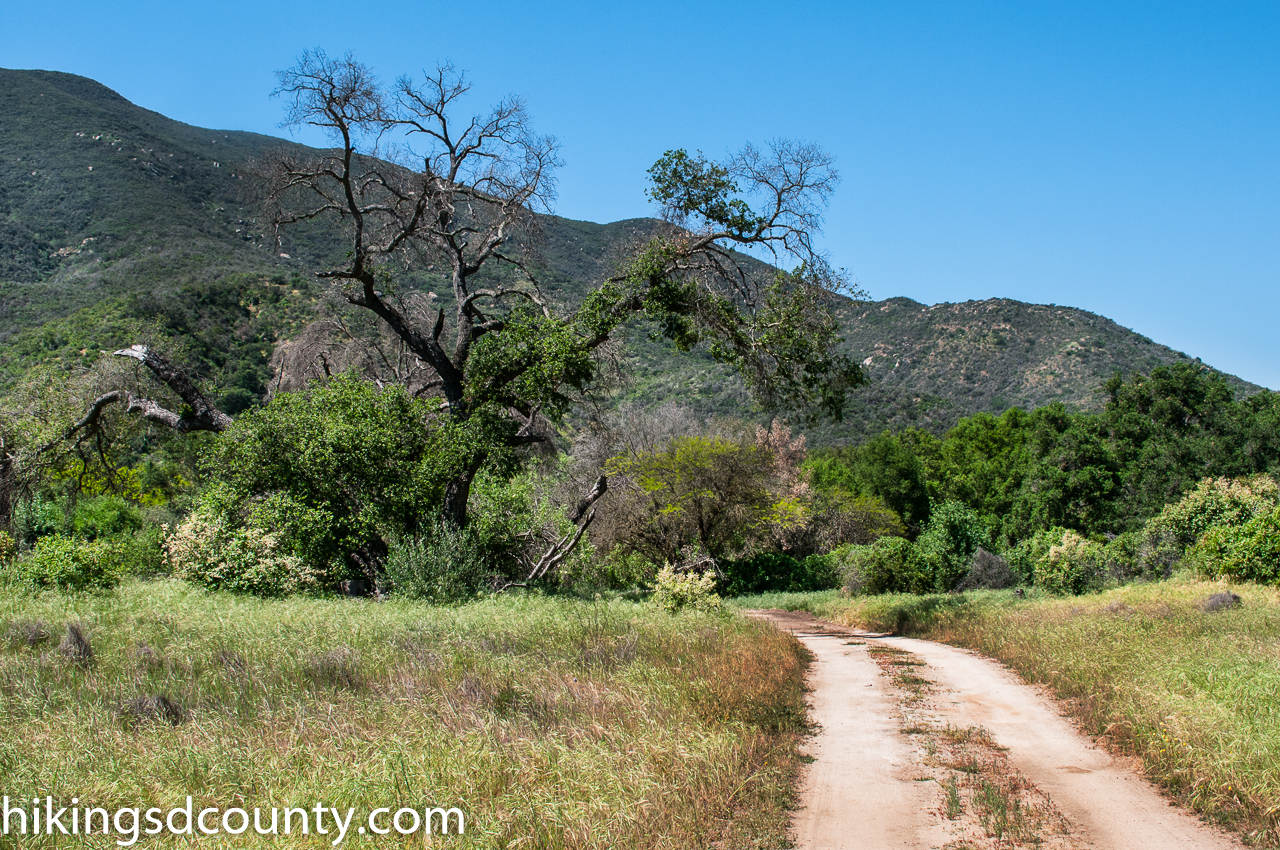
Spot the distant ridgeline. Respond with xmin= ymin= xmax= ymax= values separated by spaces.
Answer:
xmin=0 ymin=68 xmax=1263 ymax=441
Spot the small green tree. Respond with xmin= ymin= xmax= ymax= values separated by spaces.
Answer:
xmin=605 ymin=434 xmax=779 ymax=562
xmin=916 ymin=500 xmax=989 ymax=593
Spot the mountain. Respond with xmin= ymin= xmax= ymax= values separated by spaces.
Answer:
xmin=0 ymin=69 xmax=1262 ymax=442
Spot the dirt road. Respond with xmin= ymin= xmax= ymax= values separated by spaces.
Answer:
xmin=751 ymin=609 xmax=1245 ymax=850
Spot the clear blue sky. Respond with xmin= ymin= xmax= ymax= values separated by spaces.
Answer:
xmin=4 ymin=1 xmax=1277 ymax=388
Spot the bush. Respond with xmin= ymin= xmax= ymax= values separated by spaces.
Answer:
xmin=198 ymin=373 xmax=479 ymax=580
xmin=1189 ymin=506 xmax=1280 ymax=585
xmin=14 ymin=534 xmax=122 ymax=591
xmin=719 ymin=552 xmax=840 ymax=596
xmin=1134 ymin=475 xmax=1279 ymax=578
xmin=383 ymin=523 xmax=494 ymax=602
xmin=164 ymin=509 xmax=324 ymax=597
xmin=70 ymin=495 xmax=144 ymax=540
xmin=1151 ymin=475 xmax=1278 ymax=548
xmin=0 ymin=531 xmax=14 ymax=562
xmin=916 ymin=500 xmax=989 ymax=593
xmin=1101 ymin=531 xmax=1145 ymax=582
xmin=115 ymin=525 xmax=168 ymax=577
xmin=652 ymin=564 xmax=721 ymax=614
xmin=837 ymin=537 xmax=932 ymax=596
xmin=956 ymin=548 xmax=1015 ymax=590
xmin=467 ymin=467 xmax=596 ymax=586
xmin=11 ymin=495 xmax=64 ymax=549
xmin=571 ymin=549 xmax=656 ymax=591
xmin=1035 ymin=530 xmax=1105 ymax=595
xmin=1004 ymin=526 xmax=1068 ymax=586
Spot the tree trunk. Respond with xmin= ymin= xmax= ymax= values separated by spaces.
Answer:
xmin=442 ymin=462 xmax=480 ymax=529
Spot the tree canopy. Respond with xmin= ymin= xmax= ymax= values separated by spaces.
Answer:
xmin=259 ymin=50 xmax=864 ymax=528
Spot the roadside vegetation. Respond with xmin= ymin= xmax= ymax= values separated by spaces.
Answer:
xmin=0 ymin=580 xmax=808 ymax=848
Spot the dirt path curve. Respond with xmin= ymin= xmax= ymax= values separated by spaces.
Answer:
xmin=751 ymin=609 xmax=1245 ymax=850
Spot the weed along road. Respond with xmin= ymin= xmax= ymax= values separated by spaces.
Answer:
xmin=750 ymin=609 xmax=1246 ymax=850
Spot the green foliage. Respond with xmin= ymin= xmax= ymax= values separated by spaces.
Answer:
xmin=0 ymin=531 xmax=14 ymax=562
xmin=163 ymin=507 xmax=323 ymax=597
xmin=817 ymin=366 xmax=1280 ymax=571
xmin=112 ymin=525 xmax=168 ymax=577
xmin=646 ymin=150 xmax=762 ymax=234
xmin=806 ymin=430 xmax=931 ymax=529
xmin=719 ymin=552 xmax=840 ymax=597
xmin=652 ymin=564 xmax=722 ymax=614
xmin=837 ymin=537 xmax=934 ymax=596
xmin=1003 ymin=527 xmax=1068 ymax=587
xmin=1147 ymin=475 xmax=1279 ymax=549
xmin=1127 ymin=475 xmax=1280 ymax=580
xmin=1189 ymin=507 xmax=1280 ymax=585
xmin=917 ymin=500 xmax=989 ymax=593
xmin=466 ymin=468 xmax=596 ymax=585
xmin=198 ymin=373 xmax=477 ymax=576
xmin=920 ymin=409 xmax=1033 ymax=546
xmin=1035 ymin=530 xmax=1105 ymax=596
xmin=383 ymin=523 xmax=493 ymax=602
xmin=69 ymin=494 xmax=143 ymax=540
xmin=11 ymin=495 xmax=65 ymax=549
xmin=605 ymin=433 xmax=777 ymax=561
xmin=12 ymin=534 xmax=122 ymax=591
xmin=465 ymin=307 xmax=596 ymax=420
xmin=573 ymin=549 xmax=657 ymax=592
xmin=1101 ymin=531 xmax=1145 ymax=582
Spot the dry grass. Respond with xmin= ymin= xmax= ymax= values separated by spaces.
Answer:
xmin=0 ymin=579 xmax=810 ymax=848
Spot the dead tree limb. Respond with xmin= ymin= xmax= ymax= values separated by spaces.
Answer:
xmin=112 ymin=346 xmax=233 ymax=433
xmin=498 ymin=475 xmax=607 ymax=592
xmin=42 ymin=346 xmax=232 ymax=459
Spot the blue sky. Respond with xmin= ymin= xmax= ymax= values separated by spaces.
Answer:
xmin=4 ymin=1 xmax=1277 ymax=388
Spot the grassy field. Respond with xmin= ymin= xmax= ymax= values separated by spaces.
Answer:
xmin=735 ymin=578 xmax=1280 ymax=847
xmin=1 ymin=580 xmax=810 ymax=848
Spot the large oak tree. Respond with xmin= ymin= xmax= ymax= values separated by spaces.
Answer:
xmin=259 ymin=50 xmax=863 ymax=534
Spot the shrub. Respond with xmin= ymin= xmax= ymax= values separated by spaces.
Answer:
xmin=164 ymin=509 xmax=324 ymax=597
xmin=1189 ymin=506 xmax=1280 ymax=585
xmin=0 ymin=531 xmax=15 ymax=562
xmin=837 ymin=537 xmax=932 ymax=596
xmin=1152 ymin=475 xmax=1279 ymax=548
xmin=800 ymin=553 xmax=842 ymax=591
xmin=1035 ymin=530 xmax=1105 ymax=595
xmin=115 ymin=525 xmax=168 ymax=577
xmin=1102 ymin=531 xmax=1145 ymax=582
xmin=1132 ymin=476 xmax=1279 ymax=579
xmin=917 ymin=500 xmax=989 ymax=593
xmin=719 ymin=552 xmax=839 ymax=596
xmin=11 ymin=495 xmax=64 ymax=549
xmin=197 ymin=373 xmax=479 ymax=579
xmin=572 ymin=549 xmax=656 ymax=591
xmin=832 ymin=543 xmax=874 ymax=594
xmin=652 ymin=564 xmax=722 ymax=614
xmin=383 ymin=523 xmax=494 ymax=602
xmin=15 ymin=534 xmax=122 ymax=591
xmin=1004 ymin=526 xmax=1068 ymax=586
xmin=467 ymin=468 xmax=596 ymax=586
xmin=956 ymin=548 xmax=1015 ymax=590
xmin=70 ymin=495 xmax=144 ymax=540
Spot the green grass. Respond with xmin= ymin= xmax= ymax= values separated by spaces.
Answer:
xmin=0 ymin=579 xmax=810 ymax=848
xmin=813 ymin=578 xmax=1280 ymax=847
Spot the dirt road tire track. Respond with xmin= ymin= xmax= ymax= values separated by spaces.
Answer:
xmin=751 ymin=609 xmax=1245 ymax=850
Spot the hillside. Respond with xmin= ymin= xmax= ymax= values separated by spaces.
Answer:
xmin=0 ymin=68 xmax=1261 ymax=442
